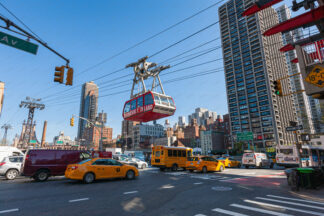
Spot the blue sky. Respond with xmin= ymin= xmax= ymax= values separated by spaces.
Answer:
xmin=0 ymin=0 xmax=296 ymax=143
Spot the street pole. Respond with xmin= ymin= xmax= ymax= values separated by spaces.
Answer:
xmin=100 ymin=117 xmax=103 ymax=152
xmin=295 ymin=131 xmax=302 ymax=168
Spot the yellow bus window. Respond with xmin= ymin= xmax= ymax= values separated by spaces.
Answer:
xmin=173 ymin=150 xmax=177 ymax=157
xmin=187 ymin=151 xmax=192 ymax=157
xmin=156 ymin=151 xmax=160 ymax=157
xmin=161 ymin=150 xmax=164 ymax=155
xmin=177 ymin=150 xmax=182 ymax=157
xmin=168 ymin=150 xmax=172 ymax=157
xmin=181 ymin=150 xmax=186 ymax=157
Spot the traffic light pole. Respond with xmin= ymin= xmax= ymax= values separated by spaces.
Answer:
xmin=72 ymin=115 xmax=103 ymax=151
xmin=0 ymin=15 xmax=70 ymax=65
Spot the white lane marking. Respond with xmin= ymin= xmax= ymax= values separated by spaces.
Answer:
xmin=212 ymin=208 xmax=249 ymax=216
xmin=69 ymin=198 xmax=89 ymax=203
xmin=256 ymin=197 xmax=324 ymax=210
xmin=244 ymin=199 xmax=324 ymax=216
xmin=231 ymin=204 xmax=293 ymax=216
xmin=243 ymin=172 xmax=256 ymax=175
xmin=161 ymin=184 xmax=174 ymax=189
xmin=123 ymin=191 xmax=138 ymax=195
xmin=0 ymin=209 xmax=19 ymax=214
xmin=267 ymin=195 xmax=324 ymax=205
xmin=194 ymin=182 xmax=203 ymax=185
xmin=194 ymin=214 xmax=207 ymax=216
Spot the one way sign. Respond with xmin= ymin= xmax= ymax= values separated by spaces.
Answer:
xmin=286 ymin=125 xmax=303 ymax=131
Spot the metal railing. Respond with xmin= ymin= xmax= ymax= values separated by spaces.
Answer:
xmin=301 ymin=39 xmax=324 ymax=66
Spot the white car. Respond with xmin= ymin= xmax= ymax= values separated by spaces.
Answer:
xmin=0 ymin=156 xmax=23 ymax=180
xmin=242 ymin=152 xmax=272 ymax=168
xmin=130 ymin=158 xmax=148 ymax=169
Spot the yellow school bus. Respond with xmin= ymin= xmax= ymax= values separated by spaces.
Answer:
xmin=151 ymin=145 xmax=193 ymax=171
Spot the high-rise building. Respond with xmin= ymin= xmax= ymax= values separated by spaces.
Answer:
xmin=188 ymin=108 xmax=217 ymax=126
xmin=219 ymin=0 xmax=297 ymax=149
xmin=82 ymin=125 xmax=113 ymax=150
xmin=0 ymin=81 xmax=4 ymax=117
xmin=178 ymin=116 xmax=186 ymax=127
xmin=77 ymin=81 xmax=99 ymax=139
xmin=276 ymin=5 xmax=315 ymax=134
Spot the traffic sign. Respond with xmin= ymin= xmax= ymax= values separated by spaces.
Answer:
xmin=286 ymin=125 xmax=303 ymax=131
xmin=56 ymin=140 xmax=63 ymax=144
xmin=0 ymin=31 xmax=38 ymax=54
xmin=29 ymin=140 xmax=36 ymax=144
xmin=237 ymin=132 xmax=253 ymax=141
xmin=301 ymin=134 xmax=311 ymax=141
xmin=305 ymin=65 xmax=324 ymax=88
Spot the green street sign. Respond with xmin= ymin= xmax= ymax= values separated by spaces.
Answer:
xmin=29 ymin=140 xmax=37 ymax=144
xmin=57 ymin=141 xmax=63 ymax=144
xmin=237 ymin=132 xmax=253 ymax=141
xmin=0 ymin=31 xmax=38 ymax=54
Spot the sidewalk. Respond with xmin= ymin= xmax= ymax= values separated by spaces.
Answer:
xmin=287 ymin=185 xmax=324 ymax=202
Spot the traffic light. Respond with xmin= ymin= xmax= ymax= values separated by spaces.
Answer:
xmin=273 ymin=80 xmax=283 ymax=96
xmin=54 ymin=66 xmax=65 ymax=83
xmin=70 ymin=117 xmax=74 ymax=126
xmin=66 ymin=67 xmax=73 ymax=86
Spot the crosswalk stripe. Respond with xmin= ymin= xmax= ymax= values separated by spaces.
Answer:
xmin=230 ymin=204 xmax=293 ymax=216
xmin=212 ymin=208 xmax=249 ymax=216
xmin=256 ymin=197 xmax=324 ymax=210
xmin=244 ymin=199 xmax=324 ymax=216
xmin=267 ymin=195 xmax=324 ymax=205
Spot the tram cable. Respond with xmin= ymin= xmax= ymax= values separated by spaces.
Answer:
xmin=40 ymin=5 xmax=314 ymax=103
xmin=46 ymin=67 xmax=224 ymax=107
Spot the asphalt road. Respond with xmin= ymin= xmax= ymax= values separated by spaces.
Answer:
xmin=0 ymin=167 xmax=324 ymax=216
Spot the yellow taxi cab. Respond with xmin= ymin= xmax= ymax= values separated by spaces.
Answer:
xmin=217 ymin=157 xmax=241 ymax=168
xmin=186 ymin=156 xmax=225 ymax=173
xmin=65 ymin=158 xmax=139 ymax=184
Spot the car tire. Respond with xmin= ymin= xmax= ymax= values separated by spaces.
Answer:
xmin=270 ymin=163 xmax=274 ymax=169
xmin=202 ymin=166 xmax=207 ymax=173
xmin=141 ymin=164 xmax=146 ymax=169
xmin=172 ymin=164 xmax=178 ymax=172
xmin=126 ymin=170 xmax=135 ymax=180
xmin=245 ymin=165 xmax=249 ymax=169
xmin=219 ymin=166 xmax=224 ymax=172
xmin=237 ymin=163 xmax=241 ymax=168
xmin=189 ymin=169 xmax=194 ymax=173
xmin=159 ymin=167 xmax=165 ymax=172
xmin=83 ymin=172 xmax=95 ymax=184
xmin=5 ymin=169 xmax=19 ymax=180
xmin=34 ymin=170 xmax=49 ymax=182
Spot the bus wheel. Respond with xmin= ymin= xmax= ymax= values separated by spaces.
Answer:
xmin=172 ymin=164 xmax=178 ymax=171
xmin=159 ymin=167 xmax=165 ymax=172
xmin=189 ymin=170 xmax=193 ymax=173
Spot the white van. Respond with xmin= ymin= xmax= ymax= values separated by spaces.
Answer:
xmin=242 ymin=152 xmax=272 ymax=168
xmin=0 ymin=146 xmax=24 ymax=162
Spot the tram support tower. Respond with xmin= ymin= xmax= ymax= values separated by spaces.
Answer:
xmin=1 ymin=124 xmax=12 ymax=145
xmin=19 ymin=97 xmax=45 ymax=148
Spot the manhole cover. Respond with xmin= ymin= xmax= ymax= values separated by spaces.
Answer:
xmin=211 ymin=186 xmax=232 ymax=191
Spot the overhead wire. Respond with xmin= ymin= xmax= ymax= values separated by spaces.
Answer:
xmin=40 ymin=4 xmax=299 ymax=101
xmin=73 ymin=0 xmax=227 ymax=78
xmin=0 ymin=2 xmax=45 ymax=42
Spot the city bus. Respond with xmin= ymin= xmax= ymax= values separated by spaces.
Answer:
xmin=151 ymin=145 xmax=193 ymax=171
xmin=276 ymin=145 xmax=324 ymax=167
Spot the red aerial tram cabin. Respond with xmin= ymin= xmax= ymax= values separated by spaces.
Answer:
xmin=122 ymin=91 xmax=176 ymax=122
